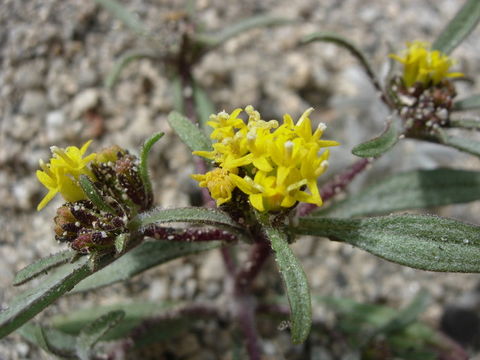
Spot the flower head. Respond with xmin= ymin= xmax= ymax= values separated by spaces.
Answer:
xmin=192 ymin=106 xmax=339 ymax=212
xmin=36 ymin=141 xmax=97 ymax=211
xmin=389 ymin=41 xmax=463 ymax=88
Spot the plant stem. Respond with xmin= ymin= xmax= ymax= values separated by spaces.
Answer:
xmin=143 ymin=226 xmax=237 ymax=243
xmin=297 ymin=158 xmax=373 ymax=217
xmin=232 ymin=239 xmax=271 ymax=359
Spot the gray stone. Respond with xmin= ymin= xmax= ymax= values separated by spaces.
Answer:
xmin=19 ymin=90 xmax=49 ymax=115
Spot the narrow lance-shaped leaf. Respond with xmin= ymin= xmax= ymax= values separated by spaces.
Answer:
xmin=453 ymin=94 xmax=480 ymax=111
xmin=105 ymin=50 xmax=157 ymax=89
xmin=76 ymin=311 xmax=125 ymax=360
xmin=18 ymin=323 xmax=77 ymax=358
xmin=14 ymin=250 xmax=76 ymax=286
xmin=171 ymin=74 xmax=184 ymax=114
xmin=78 ymin=175 xmax=117 ymax=214
xmin=352 ymin=114 xmax=402 ymax=158
xmin=167 ymin=111 xmax=212 ymax=153
xmin=52 ymin=302 xmax=174 ymax=340
xmin=367 ymin=289 xmax=429 ymax=341
xmin=132 ymin=207 xmax=240 ymax=231
xmin=95 ymin=0 xmax=149 ymax=37
xmin=432 ymin=0 xmax=480 ymax=54
xmin=194 ymin=15 xmax=294 ymax=48
xmin=437 ymin=131 xmax=480 ymax=157
xmin=294 ymin=214 xmax=480 ymax=273
xmin=72 ymin=239 xmax=220 ymax=292
xmin=302 ymin=32 xmax=382 ymax=93
xmin=0 ymin=256 xmax=91 ymax=339
xmin=139 ymin=132 xmax=164 ymax=203
xmin=193 ymin=81 xmax=215 ymax=136
xmin=314 ymin=169 xmax=480 ymax=218
xmin=258 ymin=213 xmax=312 ymax=344
xmin=449 ymin=117 xmax=480 ymax=130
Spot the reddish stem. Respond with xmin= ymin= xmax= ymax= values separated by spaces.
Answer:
xmin=297 ymin=158 xmax=373 ymax=217
xmin=143 ymin=226 xmax=237 ymax=243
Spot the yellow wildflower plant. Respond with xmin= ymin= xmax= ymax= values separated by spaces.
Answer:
xmin=192 ymin=106 xmax=339 ymax=212
xmin=389 ymin=41 xmax=463 ymax=88
xmin=36 ymin=140 xmax=97 ymax=211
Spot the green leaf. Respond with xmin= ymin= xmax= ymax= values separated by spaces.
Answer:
xmin=0 ymin=256 xmax=91 ymax=339
xmin=315 ymin=169 xmax=480 ymax=218
xmin=195 ymin=15 xmax=294 ymax=48
xmin=105 ymin=50 xmax=157 ymax=89
xmin=132 ymin=207 xmax=240 ymax=231
xmin=72 ymin=239 xmax=219 ymax=292
xmin=453 ymin=94 xmax=480 ymax=111
xmin=78 ymin=175 xmax=117 ymax=214
xmin=294 ymin=214 xmax=480 ymax=272
xmin=432 ymin=0 xmax=480 ymax=54
xmin=18 ymin=323 xmax=76 ymax=357
xmin=139 ymin=132 xmax=164 ymax=203
xmin=115 ymin=233 xmax=129 ymax=254
xmin=14 ymin=250 xmax=76 ymax=286
xmin=439 ymin=134 xmax=480 ymax=157
xmin=193 ymin=82 xmax=215 ymax=135
xmin=76 ymin=310 xmax=125 ymax=360
xmin=302 ymin=32 xmax=382 ymax=93
xmin=258 ymin=214 xmax=311 ymax=344
xmin=352 ymin=115 xmax=401 ymax=158
xmin=52 ymin=302 xmax=173 ymax=340
xmin=449 ymin=117 xmax=480 ymax=130
xmin=368 ymin=289 xmax=429 ymax=339
xmin=95 ymin=0 xmax=149 ymax=37
xmin=171 ymin=75 xmax=184 ymax=114
xmin=167 ymin=111 xmax=212 ymax=153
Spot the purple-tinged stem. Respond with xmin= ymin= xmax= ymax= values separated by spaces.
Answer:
xmin=143 ymin=226 xmax=237 ymax=243
xmin=235 ymin=240 xmax=271 ymax=292
xmin=297 ymin=158 xmax=373 ymax=217
xmin=235 ymin=294 xmax=261 ymax=360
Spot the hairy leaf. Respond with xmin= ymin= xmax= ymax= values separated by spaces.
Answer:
xmin=432 ymin=0 xmax=480 ymax=54
xmin=315 ymin=169 xmax=480 ymax=218
xmin=72 ymin=239 xmax=219 ymax=292
xmin=259 ymin=214 xmax=311 ymax=344
xmin=439 ymin=134 xmax=480 ymax=157
xmin=14 ymin=250 xmax=76 ymax=286
xmin=294 ymin=214 xmax=480 ymax=272
xmin=167 ymin=111 xmax=212 ymax=153
xmin=352 ymin=115 xmax=401 ymax=158
xmin=132 ymin=207 xmax=240 ymax=231
xmin=76 ymin=311 xmax=125 ymax=360
xmin=0 ymin=256 xmax=91 ymax=339
xmin=453 ymin=94 xmax=480 ymax=111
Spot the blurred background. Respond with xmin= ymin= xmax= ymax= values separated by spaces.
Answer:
xmin=1 ymin=0 xmax=480 ymax=358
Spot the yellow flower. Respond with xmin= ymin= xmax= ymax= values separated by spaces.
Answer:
xmin=192 ymin=106 xmax=339 ymax=212
xmin=191 ymin=168 xmax=236 ymax=206
xmin=36 ymin=140 xmax=96 ymax=211
xmin=389 ymin=41 xmax=463 ymax=88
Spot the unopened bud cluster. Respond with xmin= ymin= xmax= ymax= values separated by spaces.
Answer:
xmin=37 ymin=141 xmax=152 ymax=253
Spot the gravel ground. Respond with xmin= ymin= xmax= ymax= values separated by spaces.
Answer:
xmin=1 ymin=0 xmax=480 ymax=359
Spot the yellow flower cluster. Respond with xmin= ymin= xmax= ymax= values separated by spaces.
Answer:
xmin=192 ymin=106 xmax=339 ymax=212
xmin=389 ymin=41 xmax=463 ymax=88
xmin=36 ymin=140 xmax=96 ymax=211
